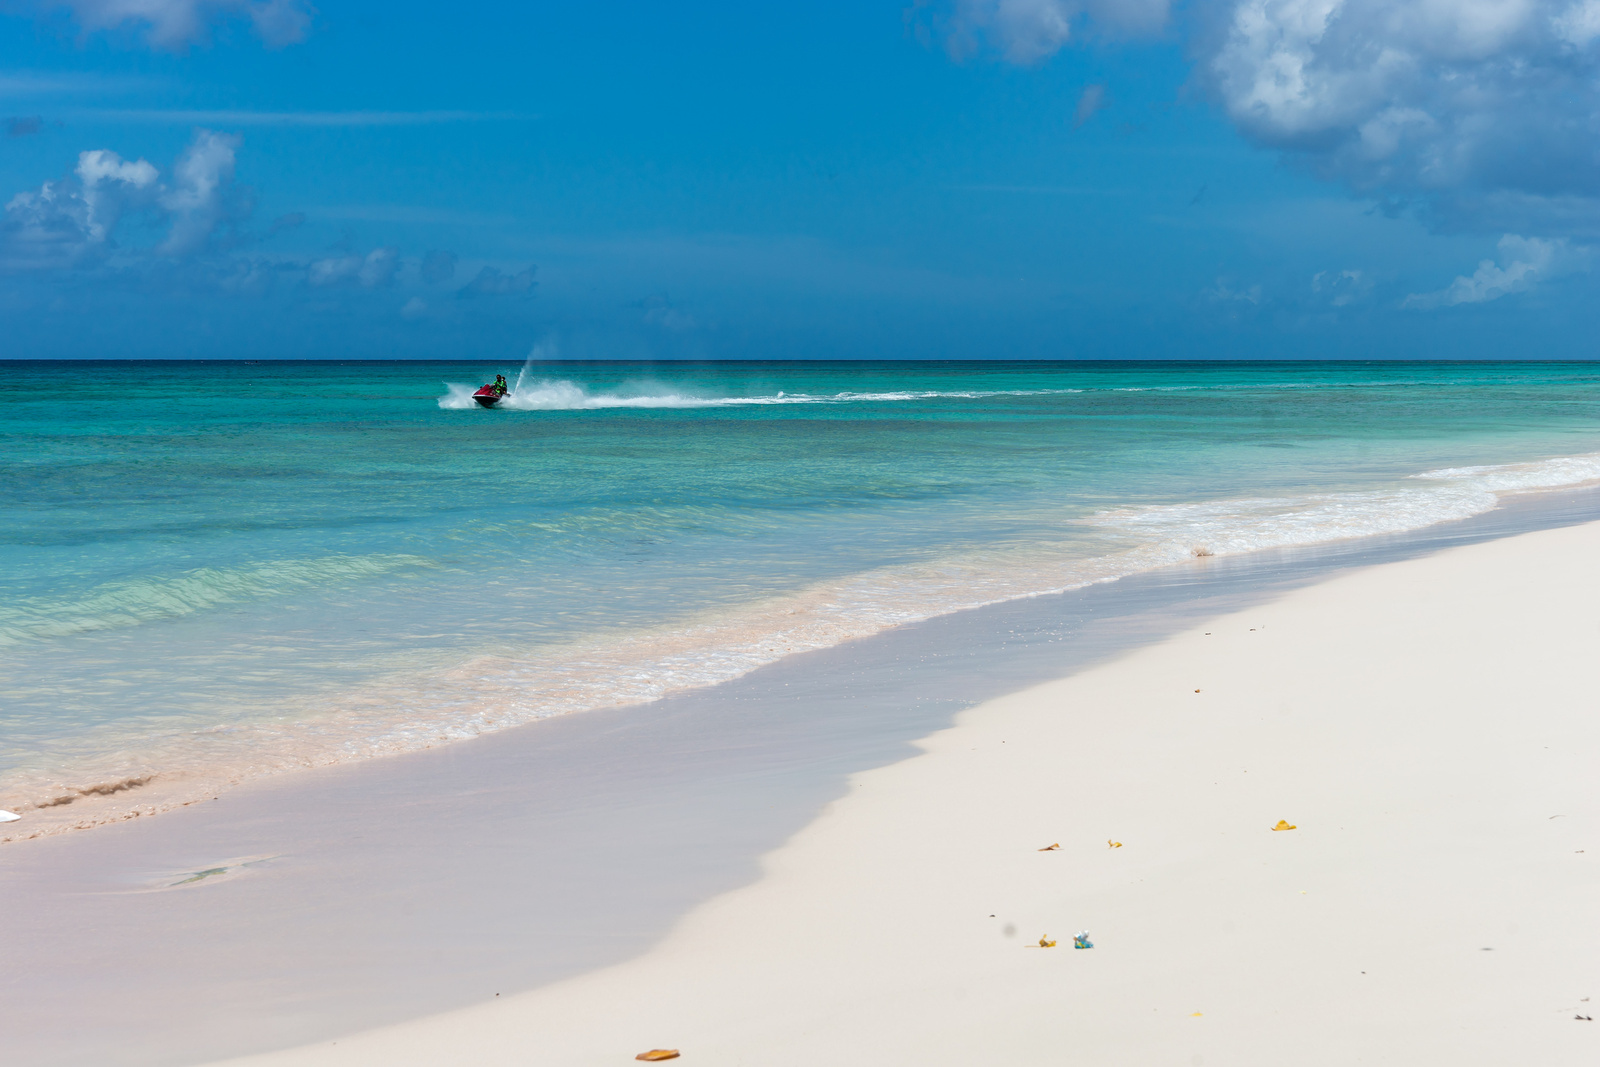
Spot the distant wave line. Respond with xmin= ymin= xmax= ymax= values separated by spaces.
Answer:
xmin=438 ymin=381 xmax=1087 ymax=410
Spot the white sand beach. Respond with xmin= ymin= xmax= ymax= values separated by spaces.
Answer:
xmin=207 ymin=520 xmax=1599 ymax=1066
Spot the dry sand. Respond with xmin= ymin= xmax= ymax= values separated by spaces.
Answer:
xmin=214 ymin=521 xmax=1599 ymax=1066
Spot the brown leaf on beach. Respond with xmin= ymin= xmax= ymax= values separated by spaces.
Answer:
xmin=1272 ymin=820 xmax=1297 ymax=831
xmin=1037 ymin=842 xmax=1060 ymax=851
xmin=636 ymin=1051 xmax=681 ymax=1061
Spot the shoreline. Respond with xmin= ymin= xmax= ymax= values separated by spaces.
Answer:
xmin=9 ymin=466 xmax=1600 ymax=847
xmin=217 ymin=518 xmax=1600 ymax=1066
xmin=5 ymin=489 xmax=1600 ymax=1065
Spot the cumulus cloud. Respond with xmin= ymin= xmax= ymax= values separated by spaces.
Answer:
xmin=306 ymin=247 xmax=398 ymax=288
xmin=928 ymin=0 xmax=1600 ymax=232
xmin=1402 ymin=234 xmax=1575 ymax=308
xmin=2 ymin=145 xmax=158 ymax=267
xmin=1 ymin=129 xmax=272 ymax=273
xmin=1197 ymin=0 xmax=1600 ymax=227
xmin=158 ymin=130 xmax=239 ymax=254
xmin=42 ymin=0 xmax=312 ymax=48
xmin=925 ymin=0 xmax=1171 ymax=63
xmin=457 ymin=264 xmax=537 ymax=297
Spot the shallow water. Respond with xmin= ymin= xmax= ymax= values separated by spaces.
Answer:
xmin=5 ymin=359 xmax=1600 ymax=821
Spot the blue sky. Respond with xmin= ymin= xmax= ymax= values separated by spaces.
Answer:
xmin=1 ymin=0 xmax=1597 ymax=360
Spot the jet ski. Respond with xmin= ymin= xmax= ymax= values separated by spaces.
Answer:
xmin=472 ymin=383 xmax=505 ymax=408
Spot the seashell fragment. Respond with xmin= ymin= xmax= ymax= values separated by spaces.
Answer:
xmin=0 ymin=810 xmax=20 ymax=823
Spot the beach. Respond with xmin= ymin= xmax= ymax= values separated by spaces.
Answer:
xmin=162 ymin=517 xmax=1594 ymax=1064
xmin=6 ymin=363 xmax=1600 ymax=1066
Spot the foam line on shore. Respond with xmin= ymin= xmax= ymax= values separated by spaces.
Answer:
xmin=8 ymin=451 xmax=1600 ymax=843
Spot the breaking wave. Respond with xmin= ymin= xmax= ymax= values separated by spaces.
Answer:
xmin=1086 ymin=451 xmax=1600 ymax=558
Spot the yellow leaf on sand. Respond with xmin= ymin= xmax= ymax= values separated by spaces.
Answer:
xmin=1037 ymin=842 xmax=1060 ymax=851
xmin=1107 ymin=839 xmax=1122 ymax=848
xmin=1191 ymin=1012 xmax=1204 ymax=1018
xmin=636 ymin=1051 xmax=681 ymax=1062
xmin=1037 ymin=936 xmax=1057 ymax=948
xmin=1272 ymin=820 xmax=1297 ymax=831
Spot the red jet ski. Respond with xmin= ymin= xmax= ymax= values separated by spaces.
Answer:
xmin=473 ymin=376 xmax=509 ymax=408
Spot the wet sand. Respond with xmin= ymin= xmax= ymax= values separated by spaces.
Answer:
xmin=4 ymin=489 xmax=1599 ymax=1066
xmin=212 ymin=520 xmax=1600 ymax=1067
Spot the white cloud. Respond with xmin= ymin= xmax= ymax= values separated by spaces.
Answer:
xmin=399 ymin=296 xmax=427 ymax=319
xmin=1554 ymin=0 xmax=1600 ymax=44
xmin=307 ymin=247 xmax=399 ymax=288
xmin=1200 ymin=0 xmax=1600 ymax=223
xmin=44 ymin=0 xmax=312 ymax=48
xmin=2 ymin=146 xmax=158 ymax=267
xmin=1 ymin=130 xmax=268 ymax=270
xmin=159 ymin=130 xmax=237 ymax=255
xmin=932 ymin=0 xmax=1600 ymax=231
xmin=1402 ymin=234 xmax=1573 ymax=308
xmin=933 ymin=0 xmax=1171 ymax=63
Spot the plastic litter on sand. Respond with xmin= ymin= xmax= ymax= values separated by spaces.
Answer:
xmin=1073 ymin=931 xmax=1094 ymax=950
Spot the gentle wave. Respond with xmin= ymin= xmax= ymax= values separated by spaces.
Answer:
xmin=10 ymin=447 xmax=1600 ymax=839
xmin=438 ymin=379 xmax=1083 ymax=410
xmin=0 ymin=555 xmax=430 ymax=647
xmin=1086 ymin=451 xmax=1600 ymax=556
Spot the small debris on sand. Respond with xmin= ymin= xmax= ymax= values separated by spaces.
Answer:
xmin=1107 ymin=840 xmax=1122 ymax=848
xmin=1037 ymin=842 xmax=1060 ymax=851
xmin=636 ymin=1050 xmax=681 ymax=1061
xmin=1034 ymin=936 xmax=1057 ymax=948
xmin=1272 ymin=820 xmax=1297 ymax=831
xmin=0 ymin=810 xmax=20 ymax=823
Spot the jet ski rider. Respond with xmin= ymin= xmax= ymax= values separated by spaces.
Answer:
xmin=492 ymin=374 xmax=508 ymax=397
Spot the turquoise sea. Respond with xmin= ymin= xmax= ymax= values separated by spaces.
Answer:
xmin=5 ymin=359 xmax=1600 ymax=821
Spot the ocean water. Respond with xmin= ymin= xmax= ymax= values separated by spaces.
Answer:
xmin=5 ymin=359 xmax=1600 ymax=826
